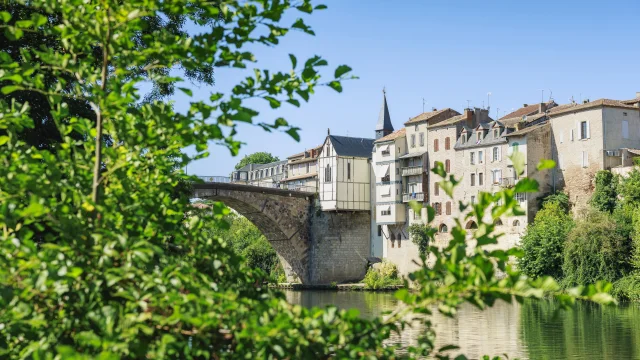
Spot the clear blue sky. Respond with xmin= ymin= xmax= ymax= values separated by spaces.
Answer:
xmin=176 ymin=0 xmax=640 ymax=176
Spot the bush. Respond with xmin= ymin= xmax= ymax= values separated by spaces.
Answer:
xmin=408 ymin=223 xmax=436 ymax=257
xmin=612 ymin=274 xmax=640 ymax=301
xmin=589 ymin=170 xmax=618 ymax=213
xmin=563 ymin=210 xmax=632 ymax=286
xmin=538 ymin=191 xmax=570 ymax=213
xmin=363 ymin=261 xmax=400 ymax=290
xmin=619 ymin=168 xmax=640 ymax=206
xmin=519 ymin=201 xmax=574 ymax=279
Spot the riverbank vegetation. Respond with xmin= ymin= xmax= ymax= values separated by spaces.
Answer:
xmin=519 ymin=169 xmax=640 ymax=301
xmin=363 ymin=261 xmax=402 ymax=290
xmin=0 ymin=1 xmax=617 ymax=358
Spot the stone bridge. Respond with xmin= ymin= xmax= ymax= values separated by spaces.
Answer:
xmin=191 ymin=181 xmax=372 ymax=285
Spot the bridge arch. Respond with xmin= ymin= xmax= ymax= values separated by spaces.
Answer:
xmin=192 ymin=183 xmax=314 ymax=284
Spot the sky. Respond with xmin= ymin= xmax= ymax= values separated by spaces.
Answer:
xmin=174 ymin=0 xmax=640 ymax=176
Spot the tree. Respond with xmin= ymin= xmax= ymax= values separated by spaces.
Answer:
xmin=234 ymin=151 xmax=280 ymax=170
xmin=618 ymin=168 xmax=640 ymax=206
xmin=563 ymin=210 xmax=632 ymax=286
xmin=0 ymin=1 xmax=616 ymax=358
xmin=408 ymin=223 xmax=435 ymax=257
xmin=537 ymin=191 xmax=570 ymax=213
xmin=589 ymin=170 xmax=618 ymax=213
xmin=519 ymin=201 xmax=574 ymax=280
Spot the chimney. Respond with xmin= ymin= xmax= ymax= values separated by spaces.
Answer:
xmin=327 ymin=128 xmax=330 ymax=136
xmin=539 ymin=102 xmax=547 ymax=114
xmin=432 ymin=107 xmax=437 ymax=111
xmin=464 ymin=108 xmax=474 ymax=127
xmin=515 ymin=121 xmax=525 ymax=131
xmin=523 ymin=103 xmax=528 ymax=108
xmin=583 ymin=99 xmax=589 ymax=104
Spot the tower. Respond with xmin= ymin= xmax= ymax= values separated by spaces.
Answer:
xmin=375 ymin=88 xmax=394 ymax=139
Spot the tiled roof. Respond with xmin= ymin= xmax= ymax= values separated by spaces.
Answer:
xmin=429 ymin=113 xmax=466 ymax=128
xmin=375 ymin=128 xmax=406 ymax=143
xmin=288 ymin=157 xmax=318 ymax=165
xmin=500 ymin=101 xmax=554 ymax=120
xmin=620 ymin=98 xmax=640 ymax=105
xmin=287 ymin=145 xmax=322 ymax=159
xmin=548 ymin=99 xmax=638 ymax=117
xmin=505 ymin=122 xmax=549 ymax=137
xmin=405 ymin=108 xmax=457 ymax=125
xmin=329 ymin=135 xmax=375 ymax=158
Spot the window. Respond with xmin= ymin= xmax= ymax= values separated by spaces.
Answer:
xmin=381 ymin=208 xmax=391 ymax=216
xmin=477 ymin=131 xmax=483 ymax=141
xmin=513 ymin=220 xmax=521 ymax=227
xmin=445 ymin=137 xmax=450 ymax=150
xmin=492 ymin=169 xmax=502 ymax=184
xmin=434 ymin=182 xmax=440 ymax=196
xmin=382 ymin=174 xmax=390 ymax=182
xmin=445 ymin=159 xmax=450 ymax=173
xmin=515 ymin=193 xmax=526 ymax=203
xmin=570 ymin=129 xmax=574 ymax=141
xmin=471 ymin=195 xmax=476 ymax=204
xmin=411 ymin=134 xmax=416 ymax=148
xmin=419 ymin=132 xmax=424 ymax=146
xmin=396 ymin=168 xmax=399 ymax=175
xmin=512 ymin=142 xmax=519 ymax=153
xmin=559 ymin=132 xmax=564 ymax=144
xmin=347 ymin=162 xmax=351 ymax=180
xmin=324 ymin=164 xmax=331 ymax=182
xmin=582 ymin=151 xmax=588 ymax=168
xmin=492 ymin=147 xmax=500 ymax=162
xmin=494 ymin=129 xmax=499 ymax=138
xmin=446 ymin=201 xmax=451 ymax=215
xmin=377 ymin=225 xmax=382 ymax=237
xmin=478 ymin=150 xmax=483 ymax=163
xmin=580 ymin=121 xmax=588 ymax=140
xmin=326 ymin=145 xmax=331 ymax=156
xmin=413 ymin=210 xmax=420 ymax=220
xmin=461 ymin=133 xmax=466 ymax=144
xmin=434 ymin=139 xmax=439 ymax=152
xmin=479 ymin=173 xmax=484 ymax=186
xmin=306 ymin=163 xmax=310 ymax=173
xmin=623 ymin=120 xmax=630 ymax=139
xmin=470 ymin=152 xmax=475 ymax=165
xmin=471 ymin=173 xmax=476 ymax=186
xmin=434 ymin=202 xmax=442 ymax=215
xmin=439 ymin=224 xmax=448 ymax=233
xmin=494 ymin=218 xmax=503 ymax=226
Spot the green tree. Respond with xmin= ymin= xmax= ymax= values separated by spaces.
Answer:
xmin=538 ymin=191 xmax=570 ymax=213
xmin=234 ymin=151 xmax=280 ymax=170
xmin=619 ymin=168 xmax=640 ymax=206
xmin=519 ymin=201 xmax=574 ymax=280
xmin=563 ymin=210 xmax=632 ymax=286
xmin=408 ymin=222 xmax=435 ymax=257
xmin=590 ymin=170 xmax=618 ymax=213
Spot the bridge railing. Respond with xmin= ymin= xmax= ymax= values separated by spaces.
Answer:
xmin=194 ymin=176 xmax=316 ymax=193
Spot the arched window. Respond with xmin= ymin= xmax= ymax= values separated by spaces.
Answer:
xmin=513 ymin=219 xmax=520 ymax=227
xmin=439 ymin=224 xmax=448 ymax=233
xmin=445 ymin=159 xmax=451 ymax=173
xmin=445 ymin=137 xmax=450 ymax=150
xmin=465 ymin=220 xmax=478 ymax=229
xmin=494 ymin=218 xmax=503 ymax=226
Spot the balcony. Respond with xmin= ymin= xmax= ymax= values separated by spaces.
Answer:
xmin=498 ymin=177 xmax=517 ymax=187
xmin=401 ymin=166 xmax=423 ymax=176
xmin=403 ymin=192 xmax=424 ymax=203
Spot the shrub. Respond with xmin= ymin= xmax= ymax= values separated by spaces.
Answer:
xmin=563 ymin=210 xmax=632 ymax=286
xmin=619 ymin=168 xmax=640 ymax=206
xmin=408 ymin=223 xmax=436 ymax=257
xmin=363 ymin=261 xmax=399 ymax=290
xmin=590 ymin=170 xmax=618 ymax=213
xmin=519 ymin=201 xmax=574 ymax=279
xmin=538 ymin=191 xmax=570 ymax=213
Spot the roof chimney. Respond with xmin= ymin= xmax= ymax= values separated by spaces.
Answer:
xmin=432 ymin=107 xmax=437 ymax=111
xmin=515 ymin=121 xmax=525 ymax=131
xmin=539 ymin=102 xmax=547 ymax=114
xmin=464 ymin=108 xmax=474 ymax=127
xmin=327 ymin=128 xmax=330 ymax=136
xmin=523 ymin=103 xmax=528 ymax=108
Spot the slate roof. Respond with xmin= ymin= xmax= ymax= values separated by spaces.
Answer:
xmin=375 ymin=128 xmax=405 ymax=143
xmin=253 ymin=160 xmax=287 ymax=170
xmin=547 ymin=99 xmax=638 ymax=116
xmin=376 ymin=92 xmax=394 ymax=132
xmin=455 ymin=121 xmax=509 ymax=150
xmin=329 ymin=135 xmax=375 ymax=158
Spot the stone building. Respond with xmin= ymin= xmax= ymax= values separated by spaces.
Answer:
xmin=281 ymin=145 xmax=322 ymax=192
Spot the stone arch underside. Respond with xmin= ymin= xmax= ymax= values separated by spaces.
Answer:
xmin=197 ymin=190 xmax=312 ymax=284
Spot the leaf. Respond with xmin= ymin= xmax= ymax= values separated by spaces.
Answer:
xmin=178 ymin=87 xmax=193 ymax=96
xmin=514 ymin=178 xmax=539 ymax=193
xmin=408 ymin=200 xmax=422 ymax=214
xmin=285 ymin=128 xmax=300 ymax=141
xmin=0 ymin=11 xmax=11 ymax=22
xmin=0 ymin=135 xmax=9 ymax=145
xmin=328 ymin=81 xmax=342 ymax=93
xmin=82 ymin=202 xmax=95 ymax=212
xmin=334 ymin=65 xmax=352 ymax=79
xmin=5 ymin=26 xmax=23 ymax=40
xmin=509 ymin=150 xmax=525 ymax=176
xmin=537 ymin=159 xmax=556 ymax=171
xmin=264 ymin=96 xmax=281 ymax=109
xmin=439 ymin=344 xmax=460 ymax=352
xmin=1 ymin=85 xmax=19 ymax=94
xmin=289 ymin=54 xmax=297 ymax=69
xmin=315 ymin=4 xmax=328 ymax=10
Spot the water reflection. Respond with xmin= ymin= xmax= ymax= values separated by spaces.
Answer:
xmin=285 ymin=290 xmax=640 ymax=359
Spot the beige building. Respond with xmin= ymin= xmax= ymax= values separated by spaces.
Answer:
xmin=282 ymin=145 xmax=322 ymax=192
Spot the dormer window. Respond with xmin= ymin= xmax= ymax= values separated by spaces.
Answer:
xmin=461 ymin=133 xmax=466 ymax=144
xmin=494 ymin=129 xmax=499 ymax=138
xmin=477 ymin=131 xmax=483 ymax=141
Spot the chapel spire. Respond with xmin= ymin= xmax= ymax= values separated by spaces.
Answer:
xmin=375 ymin=88 xmax=394 ymax=140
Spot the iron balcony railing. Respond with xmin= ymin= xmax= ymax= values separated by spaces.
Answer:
xmin=402 ymin=192 xmax=424 ymax=202
xmin=401 ymin=166 xmax=422 ymax=176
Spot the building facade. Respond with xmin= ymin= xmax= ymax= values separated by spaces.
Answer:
xmin=282 ymin=145 xmax=322 ymax=192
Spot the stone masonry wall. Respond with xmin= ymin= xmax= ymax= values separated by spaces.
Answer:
xmin=308 ymin=210 xmax=372 ymax=284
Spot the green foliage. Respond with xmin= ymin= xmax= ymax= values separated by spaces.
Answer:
xmin=363 ymin=261 xmax=400 ymax=290
xmin=563 ymin=210 xmax=632 ymax=287
xmin=612 ymin=273 xmax=640 ymax=301
xmin=0 ymin=0 xmax=618 ymax=358
xmin=538 ymin=191 xmax=570 ymax=213
xmin=408 ymin=223 xmax=436 ymax=257
xmin=633 ymin=157 xmax=640 ymax=167
xmin=590 ymin=170 xmax=618 ymax=213
xmin=618 ymin=168 xmax=640 ymax=206
xmin=234 ymin=151 xmax=280 ymax=170
xmin=519 ymin=201 xmax=574 ymax=280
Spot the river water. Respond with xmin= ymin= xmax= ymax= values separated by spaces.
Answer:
xmin=285 ymin=290 xmax=640 ymax=359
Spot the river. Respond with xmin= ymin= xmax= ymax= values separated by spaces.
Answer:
xmin=285 ymin=290 xmax=640 ymax=359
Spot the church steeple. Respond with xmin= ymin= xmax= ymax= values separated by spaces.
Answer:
xmin=376 ymin=88 xmax=394 ymax=139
